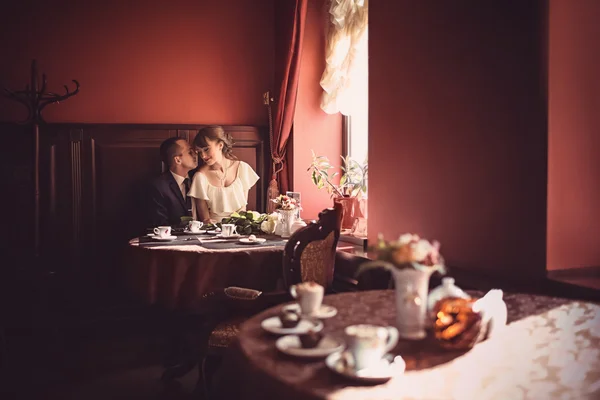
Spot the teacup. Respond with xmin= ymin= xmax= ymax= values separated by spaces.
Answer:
xmin=153 ymin=226 xmax=172 ymax=238
xmin=221 ymin=223 xmax=238 ymax=237
xmin=343 ymin=324 xmax=399 ymax=371
xmin=188 ymin=220 xmax=204 ymax=233
xmin=290 ymin=282 xmax=324 ymax=316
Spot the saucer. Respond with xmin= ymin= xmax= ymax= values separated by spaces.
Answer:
xmin=276 ymin=335 xmax=344 ymax=359
xmin=216 ymin=233 xmax=241 ymax=239
xmin=183 ymin=229 xmax=207 ymax=235
xmin=282 ymin=303 xmax=338 ymax=319
xmin=206 ymin=230 xmax=221 ymax=235
xmin=239 ymin=237 xmax=267 ymax=244
xmin=325 ymin=352 xmax=406 ymax=384
xmin=260 ymin=316 xmax=323 ymax=335
xmin=150 ymin=235 xmax=177 ymax=241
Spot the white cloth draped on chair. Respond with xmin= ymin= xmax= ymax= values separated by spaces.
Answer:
xmin=320 ymin=0 xmax=368 ymax=116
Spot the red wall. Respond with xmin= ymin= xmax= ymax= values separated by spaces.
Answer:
xmin=369 ymin=2 xmax=548 ymax=281
xmin=293 ymin=0 xmax=342 ymax=219
xmin=547 ymin=0 xmax=600 ymax=270
xmin=0 ymin=0 xmax=273 ymax=124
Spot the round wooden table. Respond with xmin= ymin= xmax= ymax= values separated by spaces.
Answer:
xmin=213 ymin=290 xmax=600 ymax=400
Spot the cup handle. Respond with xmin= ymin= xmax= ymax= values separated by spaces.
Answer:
xmin=290 ymin=285 xmax=298 ymax=299
xmin=153 ymin=228 xmax=160 ymax=236
xmin=384 ymin=327 xmax=399 ymax=353
xmin=232 ymin=226 xmax=237 ymax=234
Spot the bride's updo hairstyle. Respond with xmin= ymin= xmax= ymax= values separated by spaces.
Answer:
xmin=193 ymin=125 xmax=238 ymax=161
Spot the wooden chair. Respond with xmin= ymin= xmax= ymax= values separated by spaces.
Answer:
xmin=195 ymin=203 xmax=349 ymax=396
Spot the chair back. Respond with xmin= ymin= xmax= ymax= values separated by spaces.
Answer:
xmin=282 ymin=203 xmax=343 ymax=290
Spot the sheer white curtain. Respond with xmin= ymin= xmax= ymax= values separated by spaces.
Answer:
xmin=320 ymin=0 xmax=368 ymax=116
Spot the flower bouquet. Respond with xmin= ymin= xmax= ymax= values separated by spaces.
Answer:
xmin=271 ymin=194 xmax=301 ymax=237
xmin=203 ymin=210 xmax=283 ymax=235
xmin=271 ymin=194 xmax=300 ymax=211
xmin=357 ymin=233 xmax=446 ymax=340
xmin=362 ymin=233 xmax=446 ymax=274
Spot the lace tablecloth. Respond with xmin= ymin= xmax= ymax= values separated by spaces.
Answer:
xmin=126 ymin=237 xmax=285 ymax=310
xmin=213 ymin=290 xmax=600 ymax=400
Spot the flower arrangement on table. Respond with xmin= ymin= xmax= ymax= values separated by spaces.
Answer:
xmin=363 ymin=233 xmax=446 ymax=273
xmin=356 ymin=233 xmax=447 ymax=341
xmin=271 ymin=194 xmax=301 ymax=211
xmin=203 ymin=210 xmax=281 ymax=235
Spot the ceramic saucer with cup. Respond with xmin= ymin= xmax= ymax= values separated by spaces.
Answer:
xmin=219 ymin=223 xmax=240 ymax=238
xmin=289 ymin=281 xmax=325 ymax=317
xmin=343 ymin=324 xmax=399 ymax=370
xmin=260 ymin=315 xmax=323 ymax=335
xmin=151 ymin=226 xmax=177 ymax=241
xmin=276 ymin=334 xmax=344 ymax=359
xmin=185 ymin=220 xmax=206 ymax=235
xmin=326 ymin=323 xmax=402 ymax=383
xmin=281 ymin=303 xmax=337 ymax=319
xmin=325 ymin=352 xmax=405 ymax=384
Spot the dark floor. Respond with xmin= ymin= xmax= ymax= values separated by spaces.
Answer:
xmin=1 ymin=318 xmax=199 ymax=400
xmin=2 ymin=321 xmax=200 ymax=400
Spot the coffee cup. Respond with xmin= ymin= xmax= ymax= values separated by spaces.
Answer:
xmin=290 ymin=282 xmax=324 ymax=316
xmin=343 ymin=324 xmax=399 ymax=371
xmin=153 ymin=226 xmax=172 ymax=238
xmin=188 ymin=220 xmax=204 ymax=232
xmin=221 ymin=223 xmax=238 ymax=237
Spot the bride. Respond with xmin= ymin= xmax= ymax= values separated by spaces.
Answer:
xmin=188 ymin=125 xmax=259 ymax=223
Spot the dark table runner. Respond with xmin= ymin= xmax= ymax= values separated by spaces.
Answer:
xmin=200 ymin=239 xmax=288 ymax=250
xmin=137 ymin=235 xmax=202 ymax=247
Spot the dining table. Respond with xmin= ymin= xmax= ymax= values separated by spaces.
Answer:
xmin=126 ymin=230 xmax=289 ymax=311
xmin=211 ymin=289 xmax=600 ymax=400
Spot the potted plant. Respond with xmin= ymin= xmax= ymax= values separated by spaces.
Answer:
xmin=307 ymin=151 xmax=368 ymax=230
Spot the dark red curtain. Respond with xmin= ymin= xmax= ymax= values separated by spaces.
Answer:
xmin=269 ymin=0 xmax=308 ymax=202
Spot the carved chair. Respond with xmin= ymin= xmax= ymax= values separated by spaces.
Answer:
xmin=195 ymin=203 xmax=349 ymax=394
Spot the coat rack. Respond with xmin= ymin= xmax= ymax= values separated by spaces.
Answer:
xmin=1 ymin=59 xmax=80 ymax=258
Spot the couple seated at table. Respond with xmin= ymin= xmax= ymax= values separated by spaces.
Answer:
xmin=147 ymin=125 xmax=259 ymax=227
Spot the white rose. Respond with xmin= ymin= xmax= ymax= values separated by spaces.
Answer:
xmin=267 ymin=212 xmax=280 ymax=223
xmin=398 ymin=233 xmax=419 ymax=245
xmin=412 ymin=239 xmax=433 ymax=262
xmin=261 ymin=219 xmax=276 ymax=234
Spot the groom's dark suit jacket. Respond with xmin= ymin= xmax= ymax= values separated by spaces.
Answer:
xmin=147 ymin=171 xmax=193 ymax=227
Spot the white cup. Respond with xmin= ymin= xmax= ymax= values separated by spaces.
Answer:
xmin=344 ymin=324 xmax=399 ymax=371
xmin=221 ymin=223 xmax=238 ymax=237
xmin=290 ymin=282 xmax=324 ymax=316
xmin=188 ymin=220 xmax=204 ymax=232
xmin=153 ymin=226 xmax=172 ymax=238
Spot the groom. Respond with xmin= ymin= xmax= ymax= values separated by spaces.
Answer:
xmin=147 ymin=137 xmax=198 ymax=227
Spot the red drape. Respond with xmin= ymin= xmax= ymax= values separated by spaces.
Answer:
xmin=268 ymin=0 xmax=308 ymax=209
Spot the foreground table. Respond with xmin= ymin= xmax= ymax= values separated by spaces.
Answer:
xmin=213 ymin=290 xmax=600 ymax=400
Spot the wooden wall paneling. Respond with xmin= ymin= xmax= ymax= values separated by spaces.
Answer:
xmin=0 ymin=123 xmax=35 ymax=267
xmin=82 ymin=126 xmax=172 ymax=282
xmin=39 ymin=125 xmax=78 ymax=275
